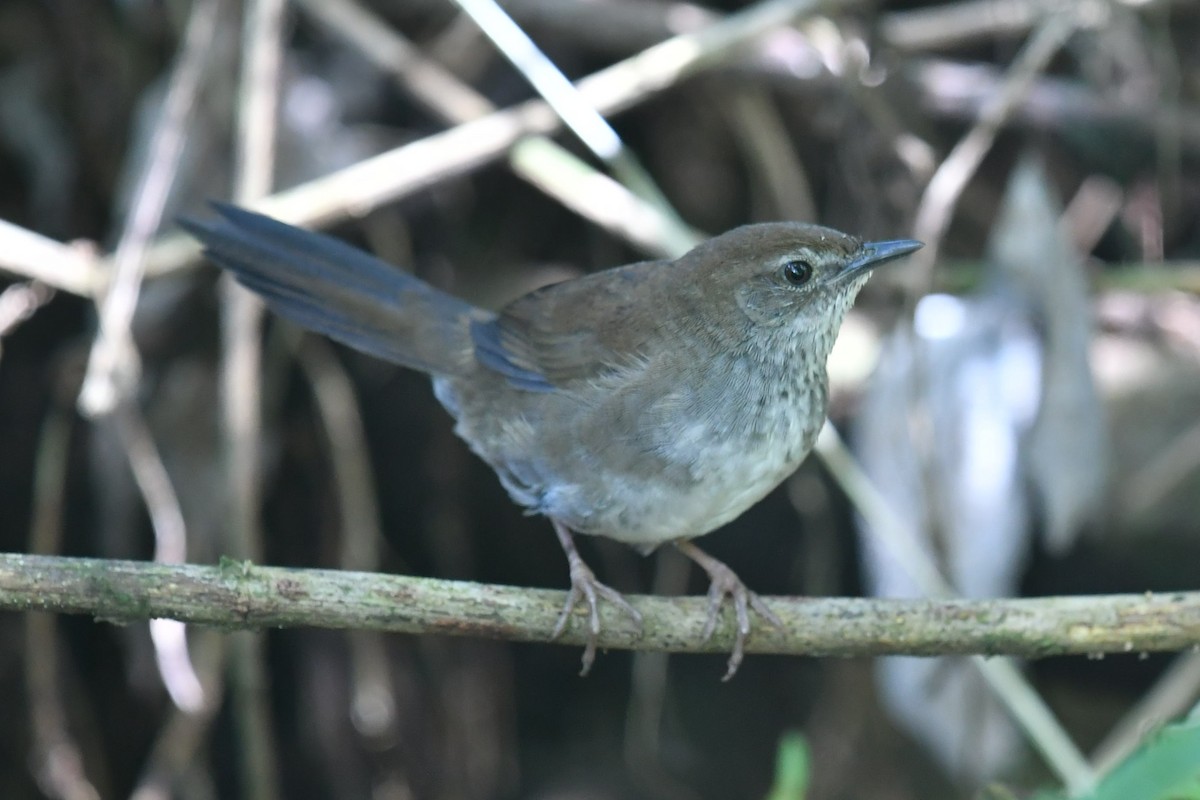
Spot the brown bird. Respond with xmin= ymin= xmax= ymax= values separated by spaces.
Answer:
xmin=183 ymin=204 xmax=921 ymax=678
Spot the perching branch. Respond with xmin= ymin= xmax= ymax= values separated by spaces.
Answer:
xmin=3 ymin=553 xmax=1198 ymax=659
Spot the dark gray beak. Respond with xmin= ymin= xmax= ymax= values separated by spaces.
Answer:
xmin=838 ymin=239 xmax=923 ymax=282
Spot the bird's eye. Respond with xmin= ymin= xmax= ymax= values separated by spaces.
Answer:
xmin=781 ymin=259 xmax=813 ymax=287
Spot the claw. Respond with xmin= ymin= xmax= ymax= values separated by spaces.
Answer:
xmin=552 ymin=520 xmax=643 ymax=675
xmin=675 ymin=540 xmax=783 ymax=680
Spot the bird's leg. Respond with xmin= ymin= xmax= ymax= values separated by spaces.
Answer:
xmin=674 ymin=539 xmax=784 ymax=681
xmin=551 ymin=519 xmax=643 ymax=675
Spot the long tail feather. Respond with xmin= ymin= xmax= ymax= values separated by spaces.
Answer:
xmin=181 ymin=203 xmax=478 ymax=375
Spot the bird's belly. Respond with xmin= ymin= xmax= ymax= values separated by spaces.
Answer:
xmin=437 ymin=371 xmax=825 ymax=548
xmin=608 ymin=439 xmax=803 ymax=546
xmin=560 ymin=404 xmax=823 ymax=547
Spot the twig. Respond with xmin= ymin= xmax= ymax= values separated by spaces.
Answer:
xmin=77 ymin=0 xmax=220 ymax=417
xmin=223 ymin=2 xmax=286 ymax=798
xmin=907 ymin=59 xmax=1200 ymax=155
xmin=25 ymin=384 xmax=102 ymax=800
xmin=298 ymin=0 xmax=695 ymax=258
xmin=111 ymin=402 xmax=204 ymax=712
xmin=720 ymin=83 xmax=818 ymax=223
xmin=0 ymin=219 xmax=99 ymax=296
xmin=880 ymin=0 xmax=1157 ymax=51
xmin=449 ymin=0 xmax=696 ymax=248
xmin=130 ymin=0 xmax=828 ymax=282
xmin=817 ymin=424 xmax=1096 ymax=793
xmin=875 ymin=21 xmax=1098 ymax=779
xmin=70 ymin=0 xmax=219 ymax=713
xmin=625 ymin=549 xmax=698 ymax=799
xmin=908 ymin=11 xmax=1079 ymax=286
xmin=452 ymin=0 xmax=626 ymax=161
xmin=509 ymin=139 xmax=697 ymax=258
xmin=1122 ymin=414 xmax=1200 ymax=518
xmin=293 ymin=335 xmax=383 ymax=572
xmin=1089 ymin=651 xmax=1200 ymax=776
xmin=1062 ymin=175 xmax=1124 ymax=254
xmin=977 ymin=657 xmax=1095 ymax=796
xmin=2 ymin=554 xmax=1198 ymax=660
xmin=128 ymin=632 xmax=226 ymax=800
xmin=0 ymin=280 xmax=54 ymax=351
xmin=816 ymin=425 xmax=951 ymax=596
xmin=1149 ymin=4 xmax=1182 ymax=256
xmin=296 ymin=0 xmax=493 ymax=121
xmin=291 ymin=301 xmax=399 ymax=746
xmin=439 ymin=0 xmax=718 ymax=53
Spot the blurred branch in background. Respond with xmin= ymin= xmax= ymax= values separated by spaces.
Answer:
xmin=138 ymin=0 xmax=830 ymax=280
xmin=0 ymin=280 xmax=54 ymax=364
xmin=907 ymin=9 xmax=1080 ymax=286
xmin=0 ymin=220 xmax=97 ymax=295
xmin=881 ymin=0 xmax=1153 ymax=50
xmin=78 ymin=0 xmax=221 ymax=418
xmin=0 ymin=0 xmax=817 ymax=296
xmin=448 ymin=0 xmax=689 ymax=227
xmin=24 ymin=385 xmax=101 ymax=800
xmin=1090 ymin=651 xmax=1200 ymax=776
xmin=297 ymin=0 xmax=698 ymax=257
xmin=221 ymin=0 xmax=287 ymax=798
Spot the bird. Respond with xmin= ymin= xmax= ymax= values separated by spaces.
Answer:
xmin=182 ymin=203 xmax=921 ymax=679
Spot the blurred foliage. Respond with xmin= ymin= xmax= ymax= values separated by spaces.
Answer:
xmin=1030 ymin=708 xmax=1200 ymax=800
xmin=763 ymin=731 xmax=811 ymax=800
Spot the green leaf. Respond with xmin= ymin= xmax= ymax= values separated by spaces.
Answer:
xmin=763 ymin=731 xmax=810 ymax=800
xmin=1084 ymin=714 xmax=1200 ymax=800
xmin=1031 ymin=711 xmax=1200 ymax=800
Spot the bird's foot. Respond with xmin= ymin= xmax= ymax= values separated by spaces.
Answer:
xmin=551 ymin=520 xmax=643 ymax=676
xmin=675 ymin=540 xmax=783 ymax=681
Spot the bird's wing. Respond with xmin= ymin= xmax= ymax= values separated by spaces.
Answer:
xmin=470 ymin=259 xmax=665 ymax=391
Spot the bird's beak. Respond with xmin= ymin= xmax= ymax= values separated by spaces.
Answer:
xmin=837 ymin=239 xmax=923 ymax=282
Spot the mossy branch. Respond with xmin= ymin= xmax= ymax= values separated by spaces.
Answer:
xmin=2 ymin=553 xmax=1198 ymax=659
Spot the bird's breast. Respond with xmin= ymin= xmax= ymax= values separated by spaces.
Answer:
xmin=616 ymin=371 xmax=827 ymax=544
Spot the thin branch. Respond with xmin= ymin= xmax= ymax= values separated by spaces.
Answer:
xmin=292 ymin=335 xmax=383 ymax=573
xmin=881 ymin=0 xmax=1110 ymax=50
xmin=71 ymin=0 xmax=221 ymax=714
xmin=111 ymin=402 xmax=204 ymax=712
xmin=0 ymin=219 xmax=99 ymax=296
xmin=296 ymin=0 xmax=493 ymax=122
xmin=1090 ymin=651 xmax=1200 ymax=776
xmin=450 ymin=0 xmax=696 ymax=247
xmin=821 ymin=422 xmax=1096 ymax=790
xmin=977 ymin=656 xmax=1094 ymax=795
xmin=908 ymin=11 xmax=1079 ymax=285
xmin=24 ymin=401 xmax=102 ymax=800
xmin=299 ymin=0 xmax=695 ymax=258
xmin=452 ymin=0 xmax=626 ymax=160
xmin=222 ymin=2 xmax=287 ymax=799
xmin=77 ymin=0 xmax=220 ymax=417
xmin=907 ymin=59 xmax=1200 ymax=156
xmin=131 ymin=0 xmax=828 ymax=282
xmin=721 ymin=83 xmax=818 ymax=223
xmin=509 ymin=138 xmax=697 ymax=258
xmin=2 ymin=554 xmax=1198 ymax=660
xmin=128 ymin=631 xmax=226 ymax=800
xmin=0 ymin=280 xmax=54 ymax=343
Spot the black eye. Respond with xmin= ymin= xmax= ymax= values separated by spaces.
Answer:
xmin=781 ymin=259 xmax=813 ymax=286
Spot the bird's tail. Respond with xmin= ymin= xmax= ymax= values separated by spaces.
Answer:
xmin=182 ymin=203 xmax=478 ymax=376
